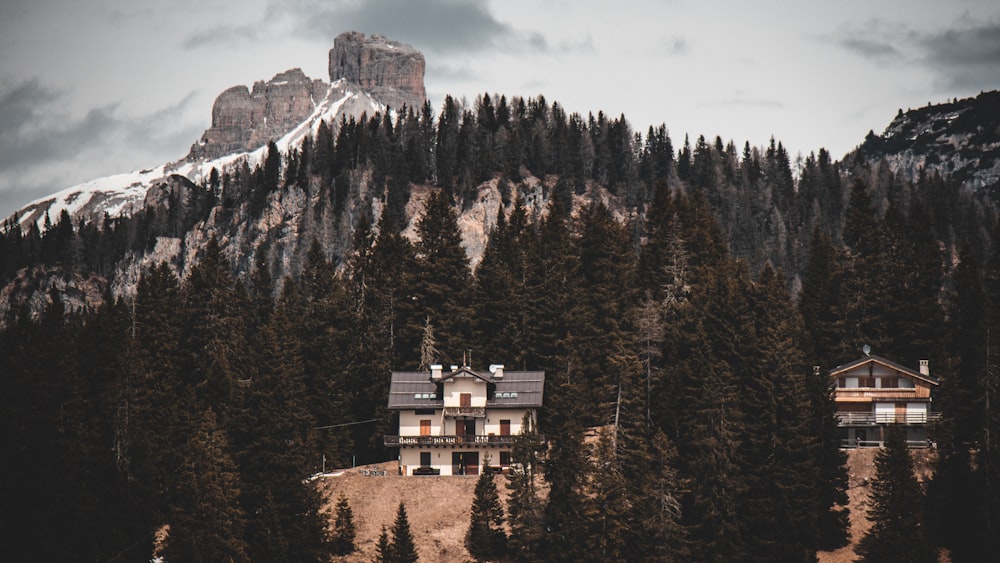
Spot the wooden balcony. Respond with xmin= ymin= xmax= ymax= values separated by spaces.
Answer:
xmin=443 ymin=406 xmax=486 ymax=418
xmin=835 ymin=388 xmax=919 ymax=400
xmin=835 ymin=412 xmax=941 ymax=426
xmin=384 ymin=434 xmax=515 ymax=447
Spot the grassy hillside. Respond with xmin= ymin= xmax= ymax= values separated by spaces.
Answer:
xmin=321 ymin=450 xmax=943 ymax=563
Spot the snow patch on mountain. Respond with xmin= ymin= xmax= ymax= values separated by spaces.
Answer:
xmin=10 ymin=82 xmax=384 ymax=231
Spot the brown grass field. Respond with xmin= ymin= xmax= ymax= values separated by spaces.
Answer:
xmin=317 ymin=449 xmax=944 ymax=562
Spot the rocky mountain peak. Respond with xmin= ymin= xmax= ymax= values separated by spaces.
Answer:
xmin=328 ymin=31 xmax=426 ymax=112
xmin=187 ymin=68 xmax=328 ymax=161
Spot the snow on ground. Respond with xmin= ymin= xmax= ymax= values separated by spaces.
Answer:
xmin=12 ymin=81 xmax=384 ymax=231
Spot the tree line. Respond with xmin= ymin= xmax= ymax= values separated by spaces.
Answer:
xmin=2 ymin=91 xmax=1000 ymax=560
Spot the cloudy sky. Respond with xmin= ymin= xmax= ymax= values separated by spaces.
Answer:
xmin=1 ymin=0 xmax=999 ymax=219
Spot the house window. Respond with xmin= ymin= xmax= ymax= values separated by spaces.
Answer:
xmin=500 ymin=451 xmax=511 ymax=468
xmin=460 ymin=393 xmax=472 ymax=407
xmin=420 ymin=420 xmax=431 ymax=436
xmin=420 ymin=452 xmax=431 ymax=467
xmin=860 ymin=377 xmax=875 ymax=388
xmin=500 ymin=419 xmax=511 ymax=436
xmin=838 ymin=378 xmax=846 ymax=388
xmin=880 ymin=377 xmax=898 ymax=389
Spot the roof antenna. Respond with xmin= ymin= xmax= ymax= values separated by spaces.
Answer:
xmin=863 ymin=344 xmax=871 ymax=356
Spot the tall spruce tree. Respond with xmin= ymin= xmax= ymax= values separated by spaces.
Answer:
xmin=332 ymin=495 xmax=357 ymax=555
xmin=855 ymin=426 xmax=935 ymax=563
xmin=412 ymin=189 xmax=473 ymax=364
xmin=165 ymin=409 xmax=250 ymax=563
xmin=390 ymin=502 xmax=419 ymax=563
xmin=506 ymin=413 xmax=544 ymax=561
xmin=466 ymin=457 xmax=507 ymax=560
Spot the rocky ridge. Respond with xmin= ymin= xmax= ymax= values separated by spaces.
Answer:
xmin=189 ymin=32 xmax=426 ymax=161
xmin=858 ymin=90 xmax=1000 ymax=196
xmin=11 ymin=31 xmax=426 ymax=231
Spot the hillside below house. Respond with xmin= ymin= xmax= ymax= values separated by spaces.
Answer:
xmin=314 ymin=461 xmax=526 ymax=563
xmin=817 ymin=448 xmax=944 ymax=563
xmin=322 ymin=450 xmax=936 ymax=562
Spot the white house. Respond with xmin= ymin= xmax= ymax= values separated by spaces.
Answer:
xmin=384 ymin=364 xmax=544 ymax=476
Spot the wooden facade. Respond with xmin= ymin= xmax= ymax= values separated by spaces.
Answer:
xmin=829 ymin=355 xmax=940 ymax=447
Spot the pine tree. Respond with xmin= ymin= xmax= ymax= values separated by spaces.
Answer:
xmin=506 ymin=413 xmax=544 ymax=561
xmin=374 ymin=526 xmax=392 ymax=563
xmin=165 ymin=409 xmax=250 ymax=563
xmin=466 ymin=457 xmax=507 ymax=560
xmin=855 ymin=426 xmax=935 ymax=563
xmin=390 ymin=502 xmax=419 ymax=563
xmin=411 ymin=189 xmax=472 ymax=364
xmin=737 ymin=265 xmax=823 ymax=561
xmin=332 ymin=495 xmax=357 ymax=555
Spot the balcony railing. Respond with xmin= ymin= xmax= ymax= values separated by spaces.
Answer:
xmin=443 ymin=406 xmax=486 ymax=418
xmin=835 ymin=412 xmax=942 ymax=426
xmin=835 ymin=388 xmax=918 ymax=399
xmin=384 ymin=434 xmax=515 ymax=447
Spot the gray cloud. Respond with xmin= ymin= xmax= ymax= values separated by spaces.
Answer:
xmin=836 ymin=37 xmax=901 ymax=60
xmin=182 ymin=23 xmax=261 ymax=49
xmin=270 ymin=0 xmax=544 ymax=54
xmin=919 ymin=21 xmax=1000 ymax=90
xmin=831 ymin=19 xmax=1000 ymax=91
xmin=0 ymin=80 xmax=117 ymax=172
xmin=0 ymin=80 xmax=203 ymax=217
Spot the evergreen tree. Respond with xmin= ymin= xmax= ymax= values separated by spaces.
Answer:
xmin=374 ymin=526 xmax=392 ymax=563
xmin=799 ymin=227 xmax=846 ymax=369
xmin=412 ymin=189 xmax=473 ymax=363
xmin=332 ymin=495 xmax=357 ymax=555
xmin=165 ymin=409 xmax=250 ymax=563
xmin=466 ymin=457 xmax=507 ymax=560
xmin=927 ymin=245 xmax=988 ymax=560
xmin=855 ymin=427 xmax=935 ymax=563
xmin=390 ymin=502 xmax=419 ymax=563
xmin=738 ymin=265 xmax=823 ymax=561
xmin=506 ymin=413 xmax=544 ymax=561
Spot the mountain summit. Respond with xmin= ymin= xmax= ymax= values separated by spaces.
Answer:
xmin=11 ymin=31 xmax=426 ymax=229
xmin=189 ymin=32 xmax=426 ymax=161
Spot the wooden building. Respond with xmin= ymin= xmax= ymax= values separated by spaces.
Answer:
xmin=829 ymin=354 xmax=940 ymax=447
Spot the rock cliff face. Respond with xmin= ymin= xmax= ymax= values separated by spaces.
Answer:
xmin=329 ymin=31 xmax=426 ymax=112
xmin=188 ymin=69 xmax=328 ymax=160
xmin=186 ymin=32 xmax=427 ymax=162
xmin=857 ymin=90 xmax=1000 ymax=196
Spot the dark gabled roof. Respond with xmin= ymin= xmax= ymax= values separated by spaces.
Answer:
xmin=387 ymin=371 xmax=441 ymax=410
xmin=387 ymin=369 xmax=545 ymax=409
xmin=489 ymin=371 xmax=545 ymax=408
xmin=829 ymin=355 xmax=940 ymax=385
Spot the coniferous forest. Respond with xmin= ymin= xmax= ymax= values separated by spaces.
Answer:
xmin=3 ymin=92 xmax=1000 ymax=561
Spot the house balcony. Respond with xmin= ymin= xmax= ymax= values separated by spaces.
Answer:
xmin=835 ymin=412 xmax=942 ymax=426
xmin=835 ymin=388 xmax=918 ymax=400
xmin=384 ymin=434 xmax=515 ymax=447
xmin=443 ymin=406 xmax=486 ymax=418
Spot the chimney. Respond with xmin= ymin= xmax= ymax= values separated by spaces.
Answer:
xmin=919 ymin=359 xmax=930 ymax=376
xmin=430 ymin=364 xmax=442 ymax=380
xmin=490 ymin=364 xmax=505 ymax=379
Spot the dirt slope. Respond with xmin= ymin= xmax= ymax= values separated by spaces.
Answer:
xmin=320 ymin=449 xmax=944 ymax=562
xmin=315 ymin=461 xmax=503 ymax=562
xmin=818 ymin=448 xmax=944 ymax=563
